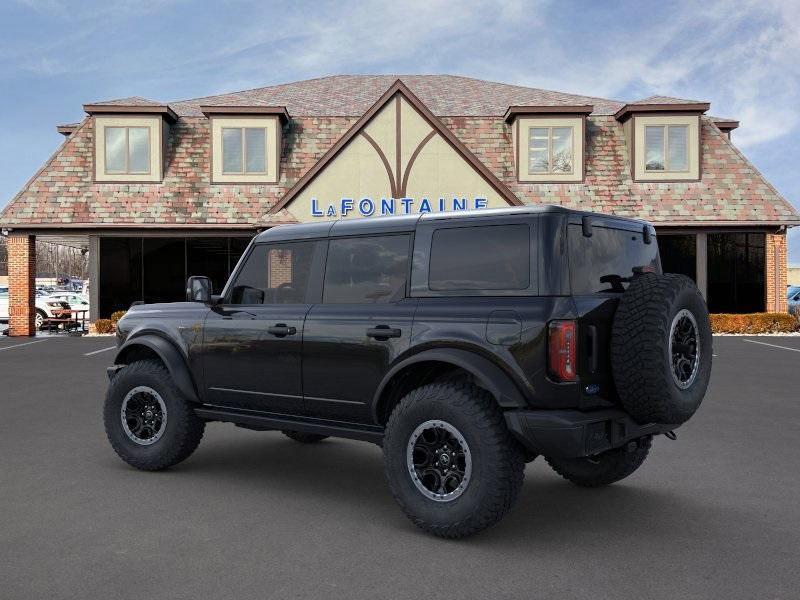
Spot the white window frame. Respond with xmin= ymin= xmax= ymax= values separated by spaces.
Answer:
xmin=94 ymin=115 xmax=163 ymax=183
xmin=527 ymin=126 xmax=575 ymax=175
xmin=104 ymin=126 xmax=152 ymax=175
xmin=221 ymin=127 xmax=269 ymax=175
xmin=643 ymin=124 xmax=689 ymax=173
xmin=211 ymin=116 xmax=279 ymax=184
xmin=516 ymin=116 xmax=584 ymax=183
xmin=632 ymin=114 xmax=700 ymax=182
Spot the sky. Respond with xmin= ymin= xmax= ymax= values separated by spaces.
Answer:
xmin=0 ymin=0 xmax=798 ymax=259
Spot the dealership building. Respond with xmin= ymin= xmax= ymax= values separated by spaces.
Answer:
xmin=1 ymin=74 xmax=797 ymax=335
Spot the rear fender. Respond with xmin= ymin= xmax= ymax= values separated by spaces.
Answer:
xmin=372 ymin=348 xmax=528 ymax=422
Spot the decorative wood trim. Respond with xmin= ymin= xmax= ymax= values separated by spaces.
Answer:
xmin=614 ymin=102 xmax=709 ymax=122
xmin=399 ymin=131 xmax=436 ymax=197
xmin=504 ymin=104 xmax=593 ymax=123
xmin=83 ymin=104 xmax=178 ymax=122
xmin=200 ymin=105 xmax=290 ymax=123
xmin=360 ymin=131 xmax=398 ymax=199
xmin=270 ymin=79 xmax=522 ymax=214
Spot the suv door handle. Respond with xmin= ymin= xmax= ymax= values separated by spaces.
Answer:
xmin=366 ymin=326 xmax=402 ymax=340
xmin=267 ymin=323 xmax=297 ymax=337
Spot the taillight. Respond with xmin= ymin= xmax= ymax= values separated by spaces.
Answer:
xmin=548 ymin=320 xmax=577 ymax=382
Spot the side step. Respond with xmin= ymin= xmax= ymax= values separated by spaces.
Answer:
xmin=195 ymin=405 xmax=385 ymax=445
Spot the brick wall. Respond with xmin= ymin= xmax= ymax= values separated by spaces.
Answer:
xmin=8 ymin=234 xmax=36 ymax=336
xmin=267 ymin=248 xmax=293 ymax=288
xmin=765 ymin=232 xmax=788 ymax=313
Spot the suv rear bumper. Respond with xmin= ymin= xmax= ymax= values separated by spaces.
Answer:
xmin=504 ymin=408 xmax=677 ymax=459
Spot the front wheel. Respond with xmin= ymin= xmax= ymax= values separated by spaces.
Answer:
xmin=383 ymin=380 xmax=525 ymax=538
xmin=103 ymin=359 xmax=205 ymax=471
xmin=545 ymin=436 xmax=652 ymax=487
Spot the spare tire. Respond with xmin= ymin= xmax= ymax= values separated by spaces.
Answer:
xmin=611 ymin=273 xmax=712 ymax=425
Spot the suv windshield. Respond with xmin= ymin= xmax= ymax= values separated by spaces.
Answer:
xmin=569 ymin=224 xmax=660 ymax=294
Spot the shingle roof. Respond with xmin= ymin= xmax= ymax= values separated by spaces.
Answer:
xmin=631 ymin=95 xmax=707 ymax=105
xmin=168 ymin=74 xmax=626 ymax=117
xmin=87 ymin=96 xmax=164 ymax=107
xmin=1 ymin=75 xmax=795 ymax=229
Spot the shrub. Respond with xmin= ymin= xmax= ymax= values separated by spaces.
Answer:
xmin=110 ymin=310 xmax=127 ymax=324
xmin=710 ymin=312 xmax=800 ymax=334
xmin=94 ymin=319 xmax=114 ymax=334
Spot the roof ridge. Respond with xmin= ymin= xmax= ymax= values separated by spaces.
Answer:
xmin=169 ymin=74 xmax=626 ymax=108
xmin=170 ymin=74 xmax=348 ymax=105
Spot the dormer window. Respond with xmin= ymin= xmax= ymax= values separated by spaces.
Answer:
xmin=615 ymin=100 xmax=707 ymax=182
xmin=201 ymin=106 xmax=289 ymax=184
xmin=92 ymin=116 xmax=164 ymax=182
xmin=84 ymin=101 xmax=175 ymax=183
xmin=505 ymin=106 xmax=591 ymax=184
xmin=644 ymin=124 xmax=688 ymax=172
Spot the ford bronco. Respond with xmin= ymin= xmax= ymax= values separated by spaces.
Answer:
xmin=104 ymin=206 xmax=711 ymax=538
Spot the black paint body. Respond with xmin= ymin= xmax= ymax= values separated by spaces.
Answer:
xmin=113 ymin=207 xmax=670 ymax=457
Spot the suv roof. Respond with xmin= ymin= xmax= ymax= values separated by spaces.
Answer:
xmin=256 ymin=205 xmax=652 ymax=243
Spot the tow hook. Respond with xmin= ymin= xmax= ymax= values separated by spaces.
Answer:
xmin=664 ymin=430 xmax=677 ymax=441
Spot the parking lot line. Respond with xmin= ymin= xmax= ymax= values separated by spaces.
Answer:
xmin=0 ymin=339 xmax=49 ymax=352
xmin=742 ymin=338 xmax=800 ymax=353
xmin=84 ymin=346 xmax=117 ymax=356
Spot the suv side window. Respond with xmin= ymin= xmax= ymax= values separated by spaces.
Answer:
xmin=228 ymin=241 xmax=315 ymax=304
xmin=428 ymin=224 xmax=530 ymax=291
xmin=323 ymin=235 xmax=410 ymax=303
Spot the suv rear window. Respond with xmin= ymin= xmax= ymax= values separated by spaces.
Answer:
xmin=428 ymin=225 xmax=530 ymax=291
xmin=569 ymin=224 xmax=660 ymax=294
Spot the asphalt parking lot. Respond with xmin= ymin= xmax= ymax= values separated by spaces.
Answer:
xmin=1 ymin=335 xmax=799 ymax=599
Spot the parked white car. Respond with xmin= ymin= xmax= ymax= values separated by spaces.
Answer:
xmin=46 ymin=292 xmax=90 ymax=314
xmin=0 ymin=286 xmax=8 ymax=321
xmin=0 ymin=288 xmax=72 ymax=328
xmin=35 ymin=296 xmax=73 ymax=329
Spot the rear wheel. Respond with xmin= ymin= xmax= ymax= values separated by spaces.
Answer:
xmin=546 ymin=436 xmax=652 ymax=487
xmin=35 ymin=309 xmax=46 ymax=330
xmin=103 ymin=359 xmax=205 ymax=471
xmin=383 ymin=379 xmax=524 ymax=538
xmin=281 ymin=430 xmax=329 ymax=443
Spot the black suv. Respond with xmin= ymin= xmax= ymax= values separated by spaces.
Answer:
xmin=104 ymin=206 xmax=711 ymax=538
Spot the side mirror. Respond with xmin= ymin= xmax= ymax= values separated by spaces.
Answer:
xmin=187 ymin=276 xmax=213 ymax=303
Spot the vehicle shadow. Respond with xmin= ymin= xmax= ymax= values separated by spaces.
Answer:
xmin=152 ymin=428 xmax=741 ymax=548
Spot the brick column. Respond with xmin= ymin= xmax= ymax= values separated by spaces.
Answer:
xmin=8 ymin=234 xmax=36 ymax=336
xmin=765 ymin=232 xmax=787 ymax=313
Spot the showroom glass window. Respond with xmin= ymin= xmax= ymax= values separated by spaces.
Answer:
xmin=323 ymin=235 xmax=410 ymax=303
xmin=229 ymin=242 xmax=314 ymax=305
xmin=104 ymin=126 xmax=150 ymax=174
xmin=429 ymin=225 xmax=530 ymax=291
xmin=222 ymin=127 xmax=267 ymax=174
xmin=528 ymin=127 xmax=573 ymax=174
xmin=645 ymin=125 xmax=688 ymax=171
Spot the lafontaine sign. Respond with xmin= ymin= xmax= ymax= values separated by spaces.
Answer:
xmin=311 ymin=196 xmax=489 ymax=218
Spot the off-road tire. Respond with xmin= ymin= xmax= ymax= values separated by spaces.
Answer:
xmin=383 ymin=379 xmax=525 ymax=538
xmin=104 ymin=359 xmax=205 ymax=471
xmin=546 ymin=436 xmax=652 ymax=487
xmin=611 ymin=273 xmax=712 ymax=425
xmin=281 ymin=430 xmax=329 ymax=443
